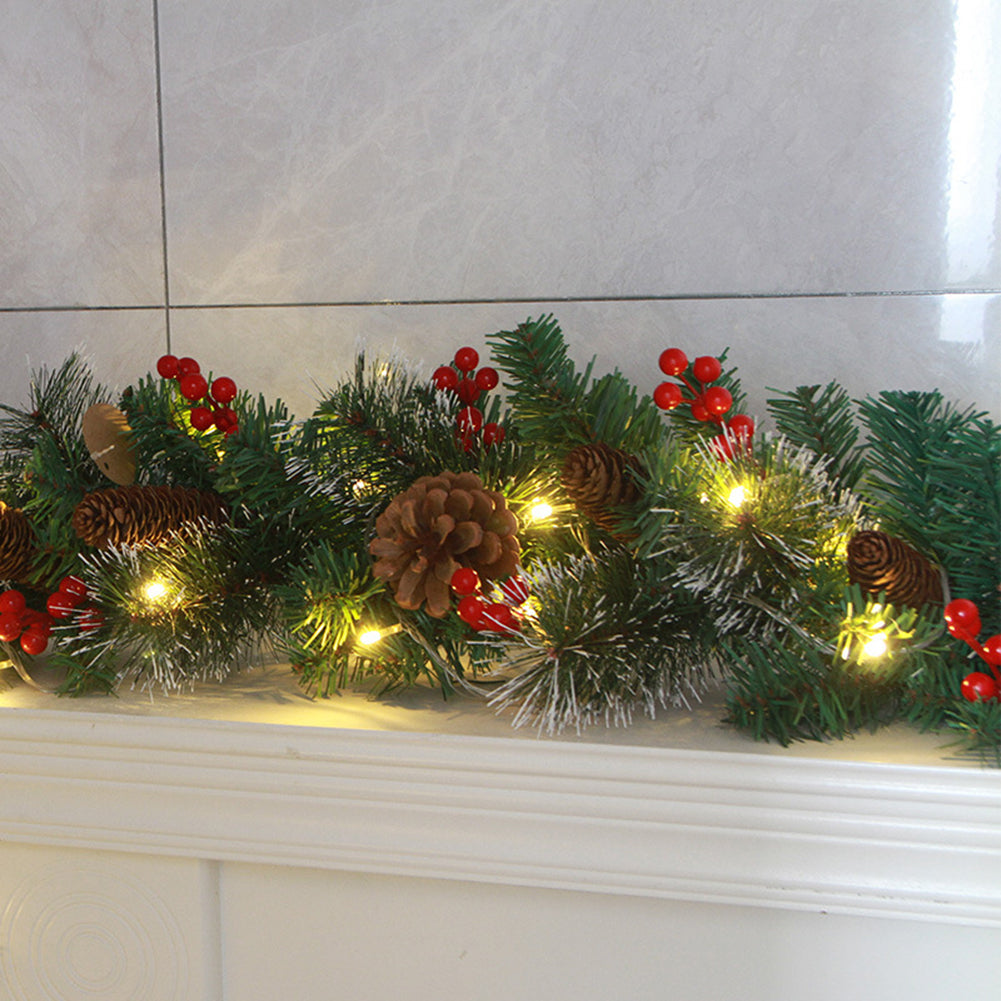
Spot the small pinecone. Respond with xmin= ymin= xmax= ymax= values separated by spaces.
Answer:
xmin=369 ymin=470 xmax=520 ymax=618
xmin=846 ymin=530 xmax=944 ymax=608
xmin=561 ymin=442 xmax=642 ymax=534
xmin=72 ymin=485 xmax=228 ymax=549
xmin=0 ymin=502 xmax=36 ymax=582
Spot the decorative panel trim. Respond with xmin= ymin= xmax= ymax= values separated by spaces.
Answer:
xmin=0 ymin=708 xmax=997 ymax=927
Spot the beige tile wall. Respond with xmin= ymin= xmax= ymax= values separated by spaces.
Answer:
xmin=1 ymin=0 xmax=998 ymax=419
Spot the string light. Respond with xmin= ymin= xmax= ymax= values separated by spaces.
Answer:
xmin=356 ymin=623 xmax=403 ymax=647
xmin=144 ymin=580 xmax=168 ymax=602
xmin=862 ymin=632 xmax=888 ymax=659
xmin=727 ymin=484 xmax=747 ymax=508
xmin=529 ymin=499 xmax=553 ymax=521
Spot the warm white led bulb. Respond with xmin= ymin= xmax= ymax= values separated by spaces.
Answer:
xmin=530 ymin=500 xmax=553 ymax=521
xmin=728 ymin=485 xmax=747 ymax=508
xmin=863 ymin=633 xmax=888 ymax=658
xmin=144 ymin=581 xmax=168 ymax=601
xmin=358 ymin=629 xmax=382 ymax=645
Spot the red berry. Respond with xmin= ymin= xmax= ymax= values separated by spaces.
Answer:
xmin=19 ymin=610 xmax=52 ymax=637
xmin=482 ymin=422 xmax=505 ymax=447
xmin=454 ymin=346 xmax=479 ymax=372
xmin=727 ymin=414 xmax=755 ymax=440
xmin=710 ymin=434 xmax=734 ymax=462
xmin=653 ymin=382 xmax=683 ymax=410
xmin=484 ymin=602 xmax=519 ymax=632
xmin=0 ymin=589 xmax=26 ymax=614
xmin=432 ymin=365 xmax=459 ymax=392
xmin=945 ymin=598 xmax=981 ymax=639
xmin=693 ymin=356 xmax=723 ymax=383
xmin=690 ymin=397 xmax=710 ymax=421
xmin=961 ymin=671 xmax=999 ymax=702
xmin=20 ymin=629 xmax=48 ymax=656
xmin=500 ymin=575 xmax=530 ymax=605
xmin=475 ymin=367 xmax=499 ymax=391
xmin=457 ymin=595 xmax=485 ymax=623
xmin=981 ymin=635 xmax=1001 ymax=667
xmin=703 ymin=385 xmax=733 ymax=417
xmin=179 ymin=372 xmax=209 ymax=402
xmin=33 ymin=613 xmax=54 ymax=637
xmin=0 ymin=611 xmax=23 ymax=642
xmin=450 ymin=567 xmax=480 ymax=595
xmin=659 ymin=348 xmax=688 ymax=376
xmin=456 ymin=407 xmax=483 ymax=434
xmin=177 ymin=356 xmax=200 ymax=376
xmin=190 ymin=406 xmax=214 ymax=431
xmin=213 ymin=407 xmax=238 ymax=431
xmin=456 ymin=431 xmax=476 ymax=453
xmin=211 ymin=376 xmax=237 ymax=404
xmin=47 ymin=591 xmax=83 ymax=619
xmin=77 ymin=606 xmax=105 ymax=632
xmin=456 ymin=378 xmax=481 ymax=405
xmin=156 ymin=354 xmax=180 ymax=379
xmin=59 ymin=575 xmax=89 ymax=597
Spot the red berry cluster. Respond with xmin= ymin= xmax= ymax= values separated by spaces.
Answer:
xmin=450 ymin=567 xmax=529 ymax=633
xmin=1 ymin=580 xmax=102 ymax=658
xmin=156 ymin=355 xmax=239 ymax=436
xmin=653 ymin=348 xmax=754 ymax=459
xmin=0 ymin=588 xmax=54 ymax=655
xmin=944 ymin=599 xmax=1001 ymax=702
xmin=45 ymin=575 xmax=104 ymax=634
xmin=432 ymin=347 xmax=506 ymax=452
xmin=0 ymin=578 xmax=105 ymax=656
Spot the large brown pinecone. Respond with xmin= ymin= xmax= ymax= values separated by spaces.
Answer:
xmin=561 ymin=442 xmax=642 ymax=534
xmin=0 ymin=502 xmax=36 ymax=582
xmin=72 ymin=485 xmax=228 ymax=549
xmin=369 ymin=470 xmax=520 ymax=618
xmin=846 ymin=529 xmax=944 ymax=608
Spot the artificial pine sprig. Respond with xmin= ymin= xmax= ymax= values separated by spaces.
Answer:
xmin=723 ymin=587 xmax=948 ymax=745
xmin=276 ymin=541 xmax=392 ymax=695
xmin=308 ymin=352 xmax=480 ymax=499
xmin=639 ymin=432 xmax=858 ymax=638
xmin=0 ymin=357 xmax=114 ymax=586
xmin=486 ymin=315 xmax=664 ymax=459
xmin=766 ymin=381 xmax=866 ymax=496
xmin=487 ymin=548 xmax=717 ymax=733
xmin=57 ymin=522 xmax=281 ymax=692
xmin=858 ymin=391 xmax=1000 ymax=631
xmin=118 ymin=374 xmax=218 ymax=490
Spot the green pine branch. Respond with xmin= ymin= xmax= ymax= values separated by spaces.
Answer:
xmin=486 ymin=315 xmax=664 ymax=461
xmin=118 ymin=375 xmax=217 ymax=489
xmin=858 ymin=391 xmax=1000 ymax=631
xmin=57 ymin=522 xmax=282 ymax=693
xmin=487 ymin=548 xmax=718 ymax=733
xmin=637 ymin=434 xmax=857 ymax=640
xmin=766 ymin=381 xmax=865 ymax=495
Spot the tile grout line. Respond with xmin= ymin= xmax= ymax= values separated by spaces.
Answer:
xmin=151 ymin=0 xmax=172 ymax=352
xmin=0 ymin=288 xmax=998 ymax=316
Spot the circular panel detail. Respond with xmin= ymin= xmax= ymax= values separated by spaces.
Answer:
xmin=1 ymin=863 xmax=189 ymax=1000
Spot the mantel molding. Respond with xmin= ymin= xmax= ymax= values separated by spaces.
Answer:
xmin=0 ymin=704 xmax=998 ymax=928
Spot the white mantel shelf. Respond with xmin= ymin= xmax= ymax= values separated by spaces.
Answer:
xmin=1 ymin=664 xmax=998 ymax=933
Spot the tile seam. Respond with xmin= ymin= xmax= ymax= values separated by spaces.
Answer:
xmin=1 ymin=288 xmax=998 ymax=316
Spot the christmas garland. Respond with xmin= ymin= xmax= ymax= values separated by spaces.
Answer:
xmin=0 ymin=316 xmax=998 ymax=761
